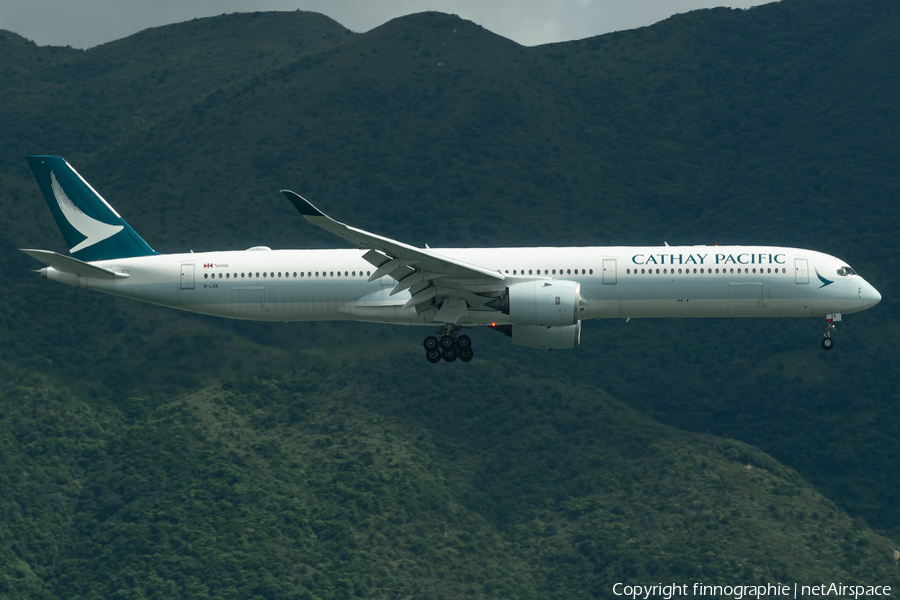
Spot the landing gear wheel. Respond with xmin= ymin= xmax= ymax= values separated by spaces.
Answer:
xmin=426 ymin=349 xmax=442 ymax=363
xmin=821 ymin=338 xmax=834 ymax=351
xmin=456 ymin=334 xmax=472 ymax=350
xmin=442 ymin=346 xmax=458 ymax=362
xmin=459 ymin=346 xmax=474 ymax=362
xmin=440 ymin=336 xmax=457 ymax=351
xmin=424 ymin=336 xmax=439 ymax=351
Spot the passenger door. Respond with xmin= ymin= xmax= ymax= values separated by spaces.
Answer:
xmin=180 ymin=263 xmax=195 ymax=290
xmin=794 ymin=258 xmax=809 ymax=284
xmin=602 ymin=259 xmax=617 ymax=285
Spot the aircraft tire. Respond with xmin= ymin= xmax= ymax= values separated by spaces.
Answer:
xmin=440 ymin=336 xmax=456 ymax=351
xmin=442 ymin=347 xmax=458 ymax=362
xmin=459 ymin=347 xmax=474 ymax=362
xmin=457 ymin=334 xmax=472 ymax=350
xmin=426 ymin=349 xmax=442 ymax=363
xmin=424 ymin=336 xmax=439 ymax=351
xmin=821 ymin=338 xmax=834 ymax=350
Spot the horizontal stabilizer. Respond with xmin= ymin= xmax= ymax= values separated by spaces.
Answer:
xmin=20 ymin=249 xmax=128 ymax=279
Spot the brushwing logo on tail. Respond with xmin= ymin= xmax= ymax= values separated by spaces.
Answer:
xmin=51 ymin=170 xmax=122 ymax=253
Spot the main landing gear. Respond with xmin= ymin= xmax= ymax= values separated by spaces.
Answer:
xmin=423 ymin=325 xmax=473 ymax=364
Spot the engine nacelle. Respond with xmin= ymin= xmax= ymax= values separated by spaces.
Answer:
xmin=512 ymin=322 xmax=582 ymax=349
xmin=496 ymin=280 xmax=581 ymax=326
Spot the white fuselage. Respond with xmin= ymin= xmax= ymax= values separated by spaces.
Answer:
xmin=41 ymin=245 xmax=882 ymax=327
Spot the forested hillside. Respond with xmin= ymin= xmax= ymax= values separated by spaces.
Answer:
xmin=2 ymin=1 xmax=899 ymax=597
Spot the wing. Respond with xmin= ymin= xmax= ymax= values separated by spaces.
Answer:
xmin=282 ymin=191 xmax=505 ymax=320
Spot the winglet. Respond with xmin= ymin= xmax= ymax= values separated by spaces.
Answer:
xmin=281 ymin=190 xmax=325 ymax=218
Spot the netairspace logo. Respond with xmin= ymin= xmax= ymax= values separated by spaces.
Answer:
xmin=612 ymin=582 xmax=892 ymax=599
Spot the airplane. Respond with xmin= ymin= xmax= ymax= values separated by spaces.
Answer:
xmin=21 ymin=155 xmax=882 ymax=363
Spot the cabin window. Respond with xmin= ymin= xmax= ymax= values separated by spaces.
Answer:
xmin=367 ymin=271 xmax=371 ymax=276
xmin=315 ymin=272 xmax=319 ymax=277
xmin=529 ymin=270 xmax=533 ymax=275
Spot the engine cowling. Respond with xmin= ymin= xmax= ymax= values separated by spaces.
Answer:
xmin=494 ymin=280 xmax=581 ymax=326
xmin=512 ymin=322 xmax=582 ymax=349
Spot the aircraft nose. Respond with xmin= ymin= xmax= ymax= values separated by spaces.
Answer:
xmin=862 ymin=281 xmax=882 ymax=308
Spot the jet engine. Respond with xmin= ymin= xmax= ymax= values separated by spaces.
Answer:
xmin=512 ymin=322 xmax=582 ymax=349
xmin=489 ymin=321 xmax=582 ymax=349
xmin=488 ymin=280 xmax=581 ymax=326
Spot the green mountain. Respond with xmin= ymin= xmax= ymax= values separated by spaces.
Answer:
xmin=2 ymin=0 xmax=900 ymax=596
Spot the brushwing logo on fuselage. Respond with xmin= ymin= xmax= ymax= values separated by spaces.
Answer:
xmin=815 ymin=269 xmax=834 ymax=289
xmin=51 ymin=170 xmax=123 ymax=253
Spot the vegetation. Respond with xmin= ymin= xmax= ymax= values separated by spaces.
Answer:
xmin=1 ymin=0 xmax=899 ymax=596
xmin=2 ymin=362 xmax=898 ymax=598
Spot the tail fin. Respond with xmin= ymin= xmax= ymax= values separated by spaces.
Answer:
xmin=26 ymin=155 xmax=156 ymax=261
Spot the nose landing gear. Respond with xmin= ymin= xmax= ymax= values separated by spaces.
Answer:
xmin=821 ymin=313 xmax=840 ymax=350
xmin=423 ymin=326 xmax=474 ymax=363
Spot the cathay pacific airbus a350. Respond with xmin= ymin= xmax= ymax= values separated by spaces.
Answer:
xmin=21 ymin=156 xmax=881 ymax=363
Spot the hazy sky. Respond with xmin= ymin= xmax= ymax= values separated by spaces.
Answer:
xmin=1 ymin=0 xmax=771 ymax=49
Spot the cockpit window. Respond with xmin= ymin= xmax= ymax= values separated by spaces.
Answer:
xmin=836 ymin=266 xmax=857 ymax=276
